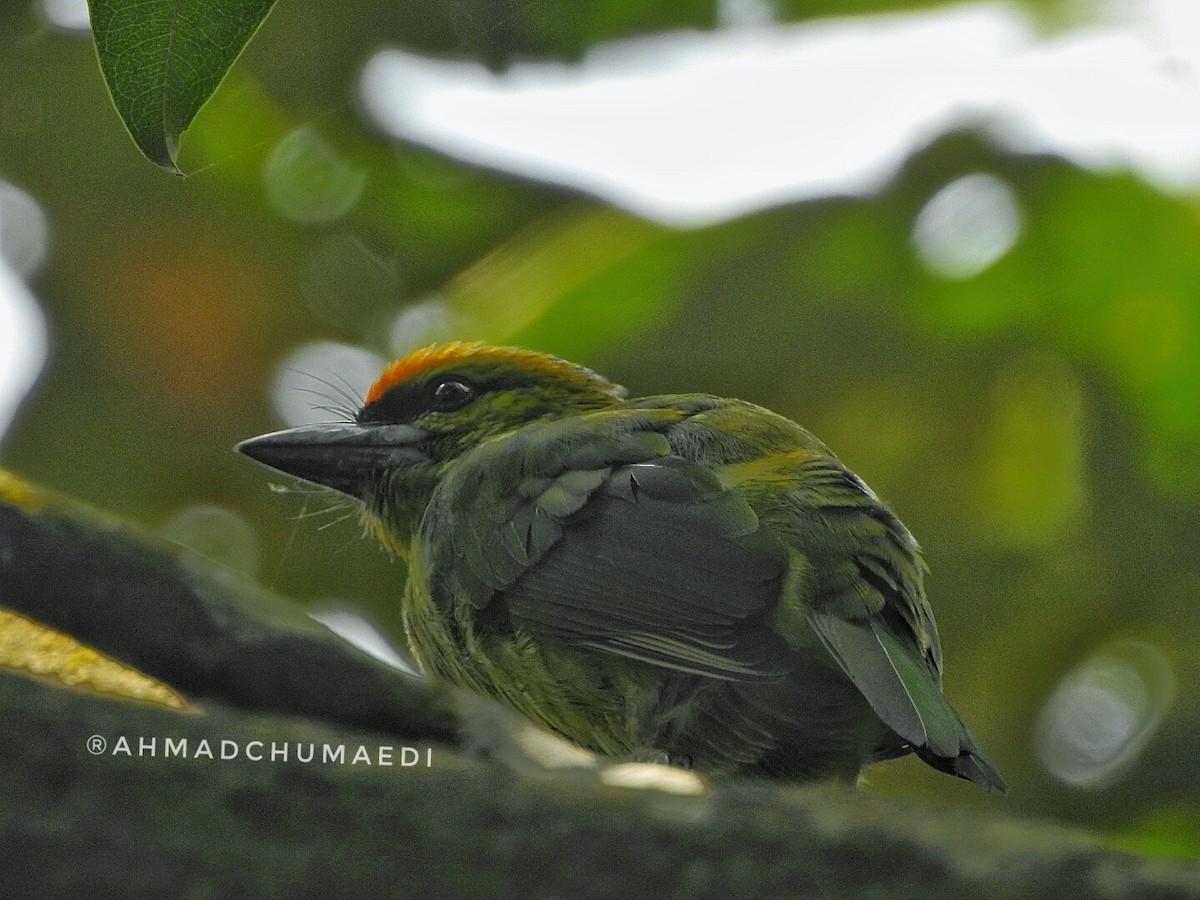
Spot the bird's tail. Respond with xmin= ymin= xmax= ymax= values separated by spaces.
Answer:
xmin=916 ymin=718 xmax=1008 ymax=793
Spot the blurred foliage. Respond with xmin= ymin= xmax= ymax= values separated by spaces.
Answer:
xmin=2 ymin=0 xmax=1198 ymax=864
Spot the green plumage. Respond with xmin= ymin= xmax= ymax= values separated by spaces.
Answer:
xmin=239 ymin=343 xmax=1006 ymax=791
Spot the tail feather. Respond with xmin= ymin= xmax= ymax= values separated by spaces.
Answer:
xmin=807 ymin=609 xmax=1008 ymax=793
xmin=917 ymin=724 xmax=1009 ymax=793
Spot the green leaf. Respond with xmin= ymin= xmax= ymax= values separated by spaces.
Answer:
xmin=87 ymin=0 xmax=277 ymax=171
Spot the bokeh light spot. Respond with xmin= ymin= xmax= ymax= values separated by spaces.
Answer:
xmin=263 ymin=126 xmax=367 ymax=225
xmin=0 ymin=180 xmax=52 ymax=278
xmin=270 ymin=341 xmax=385 ymax=428
xmin=1035 ymin=640 xmax=1174 ymax=789
xmin=912 ymin=173 xmax=1022 ymax=280
xmin=161 ymin=503 xmax=261 ymax=578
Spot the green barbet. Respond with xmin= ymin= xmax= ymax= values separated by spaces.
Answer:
xmin=239 ymin=342 xmax=1005 ymax=791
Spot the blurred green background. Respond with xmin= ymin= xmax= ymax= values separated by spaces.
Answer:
xmin=1 ymin=0 xmax=1198 ymax=862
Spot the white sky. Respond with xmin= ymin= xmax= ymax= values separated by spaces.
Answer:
xmin=360 ymin=0 xmax=1200 ymax=226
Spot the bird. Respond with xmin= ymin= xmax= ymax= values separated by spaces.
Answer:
xmin=238 ymin=341 xmax=1006 ymax=791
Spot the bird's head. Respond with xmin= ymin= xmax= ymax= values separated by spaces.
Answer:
xmin=238 ymin=342 xmax=625 ymax=549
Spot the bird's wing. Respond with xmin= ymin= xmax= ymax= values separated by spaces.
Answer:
xmin=784 ymin=456 xmax=1006 ymax=789
xmin=419 ymin=412 xmax=792 ymax=682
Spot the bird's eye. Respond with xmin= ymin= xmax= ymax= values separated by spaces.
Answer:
xmin=430 ymin=377 xmax=477 ymax=412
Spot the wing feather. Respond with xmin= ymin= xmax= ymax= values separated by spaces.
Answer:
xmin=421 ymin=416 xmax=792 ymax=682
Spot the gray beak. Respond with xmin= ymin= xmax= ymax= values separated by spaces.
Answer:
xmin=237 ymin=423 xmax=429 ymax=500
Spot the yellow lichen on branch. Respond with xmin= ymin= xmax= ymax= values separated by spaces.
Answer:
xmin=0 ymin=608 xmax=190 ymax=711
xmin=0 ymin=469 xmax=43 ymax=512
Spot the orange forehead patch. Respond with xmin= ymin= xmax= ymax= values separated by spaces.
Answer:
xmin=364 ymin=342 xmax=620 ymax=404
